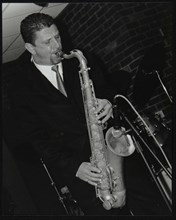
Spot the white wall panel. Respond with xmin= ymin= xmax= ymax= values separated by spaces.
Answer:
xmin=2 ymin=3 xmax=69 ymax=63
xmin=3 ymin=3 xmax=41 ymax=19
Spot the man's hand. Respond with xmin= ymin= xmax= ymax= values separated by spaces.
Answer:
xmin=76 ymin=162 xmax=102 ymax=186
xmin=95 ymin=99 xmax=112 ymax=124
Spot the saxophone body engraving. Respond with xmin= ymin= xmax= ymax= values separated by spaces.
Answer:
xmin=63 ymin=49 xmax=127 ymax=210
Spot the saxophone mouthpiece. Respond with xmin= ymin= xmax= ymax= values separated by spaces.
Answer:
xmin=60 ymin=51 xmax=65 ymax=60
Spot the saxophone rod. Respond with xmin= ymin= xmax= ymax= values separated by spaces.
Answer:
xmin=155 ymin=70 xmax=172 ymax=103
xmin=113 ymin=94 xmax=172 ymax=172
xmin=132 ymin=138 xmax=172 ymax=212
xmin=123 ymin=113 xmax=172 ymax=178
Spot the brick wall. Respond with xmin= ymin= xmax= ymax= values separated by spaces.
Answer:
xmin=56 ymin=2 xmax=173 ymax=126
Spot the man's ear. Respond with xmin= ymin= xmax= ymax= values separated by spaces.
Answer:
xmin=25 ymin=43 xmax=36 ymax=55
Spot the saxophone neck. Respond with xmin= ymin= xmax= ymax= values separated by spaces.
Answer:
xmin=63 ymin=49 xmax=87 ymax=63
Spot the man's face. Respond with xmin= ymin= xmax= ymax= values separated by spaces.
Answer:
xmin=31 ymin=24 xmax=63 ymax=65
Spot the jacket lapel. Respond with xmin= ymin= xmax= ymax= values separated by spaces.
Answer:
xmin=21 ymin=54 xmax=85 ymax=120
xmin=26 ymin=61 xmax=68 ymax=99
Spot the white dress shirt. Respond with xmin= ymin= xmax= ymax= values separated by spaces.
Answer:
xmin=31 ymin=56 xmax=64 ymax=90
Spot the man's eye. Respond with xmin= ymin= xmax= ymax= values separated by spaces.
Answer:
xmin=55 ymin=35 xmax=60 ymax=40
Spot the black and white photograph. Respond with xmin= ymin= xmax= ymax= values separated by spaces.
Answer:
xmin=2 ymin=2 xmax=174 ymax=217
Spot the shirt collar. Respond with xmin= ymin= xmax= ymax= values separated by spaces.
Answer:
xmin=31 ymin=56 xmax=54 ymax=68
xmin=31 ymin=56 xmax=63 ymax=78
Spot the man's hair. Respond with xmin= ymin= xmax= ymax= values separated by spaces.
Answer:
xmin=20 ymin=13 xmax=55 ymax=44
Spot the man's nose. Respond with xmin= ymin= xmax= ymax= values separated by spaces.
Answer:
xmin=52 ymin=38 xmax=61 ymax=48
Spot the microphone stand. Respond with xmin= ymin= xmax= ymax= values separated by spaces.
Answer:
xmin=40 ymin=158 xmax=84 ymax=216
xmin=40 ymin=158 xmax=70 ymax=215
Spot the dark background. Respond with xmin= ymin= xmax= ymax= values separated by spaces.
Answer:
xmin=2 ymin=2 xmax=174 ymax=216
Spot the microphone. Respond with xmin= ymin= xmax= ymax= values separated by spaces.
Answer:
xmin=112 ymin=104 xmax=121 ymax=130
xmin=105 ymin=95 xmax=135 ymax=156
xmin=111 ymin=104 xmax=125 ymax=138
xmin=111 ymin=104 xmax=130 ymax=147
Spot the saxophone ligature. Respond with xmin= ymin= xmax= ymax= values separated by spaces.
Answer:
xmin=63 ymin=49 xmax=135 ymax=210
xmin=106 ymin=94 xmax=172 ymax=213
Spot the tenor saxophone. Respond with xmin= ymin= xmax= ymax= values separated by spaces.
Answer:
xmin=63 ymin=49 xmax=134 ymax=210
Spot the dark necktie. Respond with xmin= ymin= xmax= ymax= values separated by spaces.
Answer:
xmin=52 ymin=65 xmax=67 ymax=97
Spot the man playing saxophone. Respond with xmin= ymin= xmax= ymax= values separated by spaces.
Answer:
xmin=5 ymin=12 xmax=132 ymax=215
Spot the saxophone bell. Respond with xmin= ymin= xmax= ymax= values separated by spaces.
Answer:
xmin=106 ymin=127 xmax=135 ymax=156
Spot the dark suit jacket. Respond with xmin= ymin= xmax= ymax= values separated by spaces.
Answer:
xmin=5 ymin=50 xmax=112 ymax=207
